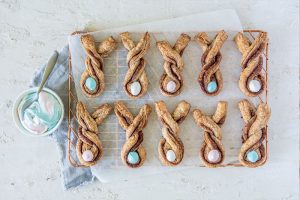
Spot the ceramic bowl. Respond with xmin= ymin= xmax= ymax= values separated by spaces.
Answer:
xmin=12 ymin=87 xmax=64 ymax=137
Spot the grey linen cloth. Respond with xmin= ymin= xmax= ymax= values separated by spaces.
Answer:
xmin=30 ymin=45 xmax=94 ymax=190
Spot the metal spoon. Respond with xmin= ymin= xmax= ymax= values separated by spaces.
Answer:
xmin=19 ymin=50 xmax=59 ymax=115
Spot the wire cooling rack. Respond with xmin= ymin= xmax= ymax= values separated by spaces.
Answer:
xmin=67 ymin=30 xmax=269 ymax=168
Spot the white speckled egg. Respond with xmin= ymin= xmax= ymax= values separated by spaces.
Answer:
xmin=166 ymin=150 xmax=176 ymax=162
xmin=130 ymin=81 xmax=141 ymax=96
xmin=207 ymin=149 xmax=220 ymax=163
xmin=166 ymin=81 xmax=176 ymax=93
xmin=249 ymin=80 xmax=261 ymax=93
xmin=82 ymin=150 xmax=94 ymax=162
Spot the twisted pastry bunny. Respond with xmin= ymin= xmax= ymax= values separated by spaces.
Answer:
xmin=194 ymin=30 xmax=228 ymax=96
xmin=234 ymin=32 xmax=268 ymax=97
xmin=80 ymin=34 xmax=117 ymax=97
xmin=155 ymin=100 xmax=190 ymax=166
xmin=120 ymin=32 xmax=150 ymax=99
xmin=193 ymin=101 xmax=227 ymax=168
xmin=157 ymin=34 xmax=191 ymax=97
xmin=238 ymin=99 xmax=271 ymax=167
xmin=76 ymin=101 xmax=112 ymax=167
xmin=114 ymin=101 xmax=152 ymax=168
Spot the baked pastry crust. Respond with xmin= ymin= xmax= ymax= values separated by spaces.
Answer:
xmin=155 ymin=100 xmax=190 ymax=166
xmin=76 ymin=101 xmax=112 ymax=166
xmin=120 ymin=32 xmax=150 ymax=99
xmin=114 ymin=101 xmax=152 ymax=168
xmin=157 ymin=34 xmax=191 ymax=97
xmin=238 ymin=99 xmax=271 ymax=167
xmin=193 ymin=101 xmax=227 ymax=168
xmin=234 ymin=32 xmax=268 ymax=97
xmin=194 ymin=30 xmax=228 ymax=96
xmin=80 ymin=34 xmax=117 ymax=97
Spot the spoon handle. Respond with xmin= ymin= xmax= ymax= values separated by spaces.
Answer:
xmin=37 ymin=51 xmax=59 ymax=94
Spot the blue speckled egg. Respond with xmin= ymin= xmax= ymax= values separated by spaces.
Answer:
xmin=85 ymin=77 xmax=97 ymax=91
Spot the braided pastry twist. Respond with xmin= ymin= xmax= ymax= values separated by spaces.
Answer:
xmin=194 ymin=30 xmax=228 ymax=96
xmin=234 ymin=32 xmax=268 ymax=97
xmin=193 ymin=101 xmax=227 ymax=168
xmin=80 ymin=34 xmax=117 ymax=97
xmin=155 ymin=100 xmax=190 ymax=166
xmin=114 ymin=101 xmax=152 ymax=168
xmin=76 ymin=101 xmax=112 ymax=166
xmin=157 ymin=34 xmax=191 ymax=97
xmin=120 ymin=32 xmax=150 ymax=99
xmin=238 ymin=99 xmax=271 ymax=167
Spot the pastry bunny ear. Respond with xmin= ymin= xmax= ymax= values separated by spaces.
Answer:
xmin=97 ymin=36 xmax=117 ymax=57
xmin=234 ymin=32 xmax=251 ymax=54
xmin=238 ymin=99 xmax=256 ymax=123
xmin=120 ymin=32 xmax=135 ymax=50
xmin=91 ymin=104 xmax=112 ymax=125
xmin=114 ymin=101 xmax=134 ymax=130
xmin=194 ymin=32 xmax=211 ymax=51
xmin=81 ymin=34 xmax=97 ymax=51
xmin=172 ymin=100 xmax=191 ymax=123
xmin=212 ymin=101 xmax=227 ymax=125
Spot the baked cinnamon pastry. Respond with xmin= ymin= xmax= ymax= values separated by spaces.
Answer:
xmin=234 ymin=32 xmax=268 ymax=97
xmin=192 ymin=101 xmax=227 ymax=168
xmin=156 ymin=34 xmax=191 ymax=97
xmin=76 ymin=101 xmax=112 ymax=166
xmin=238 ymin=99 xmax=271 ymax=167
xmin=120 ymin=32 xmax=150 ymax=99
xmin=80 ymin=34 xmax=117 ymax=97
xmin=114 ymin=101 xmax=152 ymax=168
xmin=194 ymin=30 xmax=228 ymax=96
xmin=155 ymin=100 xmax=190 ymax=166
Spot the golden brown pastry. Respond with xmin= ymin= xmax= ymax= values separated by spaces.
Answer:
xmin=193 ymin=101 xmax=227 ymax=168
xmin=155 ymin=100 xmax=190 ymax=166
xmin=80 ymin=34 xmax=117 ymax=97
xmin=234 ymin=32 xmax=268 ymax=97
xmin=114 ymin=101 xmax=152 ymax=168
xmin=156 ymin=34 xmax=191 ymax=97
xmin=194 ymin=30 xmax=228 ymax=96
xmin=238 ymin=99 xmax=271 ymax=167
xmin=120 ymin=32 xmax=150 ymax=99
xmin=76 ymin=101 xmax=112 ymax=166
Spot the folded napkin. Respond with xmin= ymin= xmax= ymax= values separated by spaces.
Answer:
xmin=30 ymin=46 xmax=94 ymax=190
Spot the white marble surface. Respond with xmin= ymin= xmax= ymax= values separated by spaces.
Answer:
xmin=0 ymin=0 xmax=298 ymax=199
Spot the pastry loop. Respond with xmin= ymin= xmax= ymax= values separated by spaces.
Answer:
xmin=234 ymin=32 xmax=268 ymax=97
xmin=157 ymin=34 xmax=191 ymax=96
xmin=194 ymin=30 xmax=228 ymax=96
xmin=238 ymin=99 xmax=271 ymax=167
xmin=76 ymin=102 xmax=112 ymax=166
xmin=155 ymin=100 xmax=191 ymax=166
xmin=80 ymin=34 xmax=117 ymax=97
xmin=114 ymin=101 xmax=152 ymax=168
xmin=193 ymin=101 xmax=227 ymax=168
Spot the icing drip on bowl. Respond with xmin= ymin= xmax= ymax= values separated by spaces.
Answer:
xmin=18 ymin=91 xmax=62 ymax=134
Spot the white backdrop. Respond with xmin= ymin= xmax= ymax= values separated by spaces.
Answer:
xmin=0 ymin=0 xmax=298 ymax=199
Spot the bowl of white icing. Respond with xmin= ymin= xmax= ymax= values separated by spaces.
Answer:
xmin=13 ymin=87 xmax=64 ymax=137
